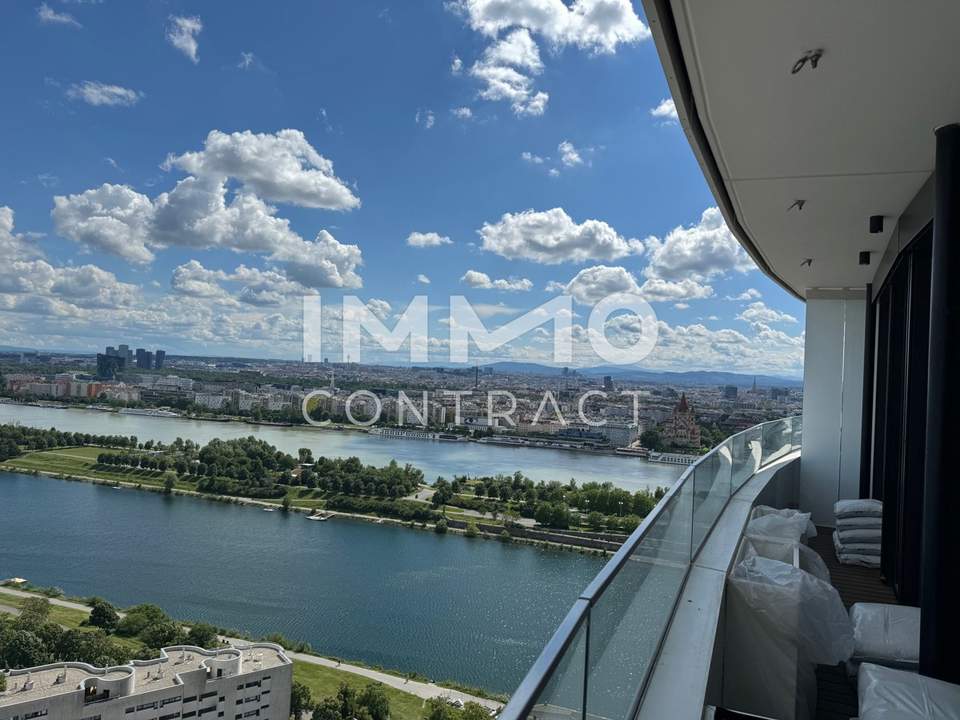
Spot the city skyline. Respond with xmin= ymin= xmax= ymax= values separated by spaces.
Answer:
xmin=1 ymin=1 xmax=803 ymax=375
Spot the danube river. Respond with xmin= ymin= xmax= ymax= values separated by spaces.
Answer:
xmin=0 ymin=471 xmax=605 ymax=693
xmin=0 ymin=404 xmax=684 ymax=491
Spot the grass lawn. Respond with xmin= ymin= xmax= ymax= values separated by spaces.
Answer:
xmin=1 ymin=446 xmax=195 ymax=490
xmin=0 ymin=589 xmax=145 ymax=654
xmin=292 ymin=661 xmax=426 ymax=720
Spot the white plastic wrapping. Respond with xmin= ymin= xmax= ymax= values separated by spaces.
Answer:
xmin=834 ymin=530 xmax=881 ymax=556
xmin=730 ymin=555 xmax=854 ymax=665
xmin=858 ymin=662 xmax=960 ymax=719
xmin=837 ymin=515 xmax=883 ymax=530
xmin=838 ymin=527 xmax=882 ymax=543
xmin=748 ymin=505 xmax=817 ymax=543
xmin=850 ymin=603 xmax=920 ymax=671
xmin=740 ymin=534 xmax=831 ymax=584
xmin=835 ymin=498 xmax=883 ymax=519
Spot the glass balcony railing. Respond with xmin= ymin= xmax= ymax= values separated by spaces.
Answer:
xmin=499 ymin=416 xmax=803 ymax=720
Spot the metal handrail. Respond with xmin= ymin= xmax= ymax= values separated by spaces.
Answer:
xmin=499 ymin=417 xmax=801 ymax=720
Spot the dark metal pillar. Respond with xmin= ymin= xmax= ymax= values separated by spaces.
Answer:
xmin=859 ymin=283 xmax=875 ymax=499
xmin=920 ymin=123 xmax=960 ymax=682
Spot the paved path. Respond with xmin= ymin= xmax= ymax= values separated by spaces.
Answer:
xmin=0 ymin=586 xmax=503 ymax=711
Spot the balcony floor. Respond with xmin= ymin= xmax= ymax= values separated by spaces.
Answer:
xmin=809 ymin=526 xmax=897 ymax=608
xmin=809 ymin=526 xmax=898 ymax=720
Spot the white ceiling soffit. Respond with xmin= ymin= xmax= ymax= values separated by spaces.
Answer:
xmin=648 ymin=0 xmax=960 ymax=298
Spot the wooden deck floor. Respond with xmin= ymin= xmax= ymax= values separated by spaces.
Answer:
xmin=809 ymin=526 xmax=897 ymax=608
xmin=810 ymin=526 xmax=898 ymax=720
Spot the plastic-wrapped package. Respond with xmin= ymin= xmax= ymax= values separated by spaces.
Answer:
xmin=834 ymin=530 xmax=881 ymax=556
xmin=730 ymin=555 xmax=854 ymax=665
xmin=797 ymin=543 xmax=831 ymax=584
xmin=858 ymin=662 xmax=960 ymax=719
xmin=738 ymin=536 xmax=831 ymax=584
xmin=837 ymin=515 xmax=883 ymax=530
xmin=850 ymin=603 xmax=920 ymax=671
xmin=837 ymin=527 xmax=882 ymax=543
xmin=834 ymin=498 xmax=882 ymax=519
xmin=748 ymin=505 xmax=817 ymax=543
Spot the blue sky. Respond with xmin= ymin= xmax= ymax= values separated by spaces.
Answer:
xmin=0 ymin=0 xmax=805 ymax=376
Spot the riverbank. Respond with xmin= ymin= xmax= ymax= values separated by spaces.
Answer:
xmin=0 ymin=447 xmax=618 ymax=554
xmin=1 ymin=397 xmax=639 ymax=457
xmin=0 ymin=585 xmax=505 ymax=712
xmin=0 ymin=403 xmax=685 ymax=491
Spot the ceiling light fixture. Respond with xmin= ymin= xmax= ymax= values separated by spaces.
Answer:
xmin=859 ymin=251 xmax=871 ymax=266
xmin=791 ymin=49 xmax=823 ymax=74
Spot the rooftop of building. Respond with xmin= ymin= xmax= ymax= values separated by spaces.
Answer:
xmin=0 ymin=644 xmax=289 ymax=707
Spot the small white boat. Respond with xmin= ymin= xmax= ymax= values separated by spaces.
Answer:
xmin=262 ymin=507 xmax=276 ymax=512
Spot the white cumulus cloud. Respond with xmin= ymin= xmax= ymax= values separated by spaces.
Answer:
xmin=650 ymin=97 xmax=678 ymax=122
xmin=737 ymin=301 xmax=798 ymax=326
xmin=470 ymin=29 xmax=548 ymax=116
xmin=549 ymin=265 xmax=640 ymax=304
xmin=460 ymin=270 xmax=533 ymax=291
xmin=407 ymin=232 xmax=452 ymax=248
xmin=452 ymin=0 xmax=649 ymax=54
xmin=479 ymin=207 xmax=643 ymax=264
xmin=643 ymin=207 xmax=755 ymax=283
xmin=163 ymin=129 xmax=359 ymax=210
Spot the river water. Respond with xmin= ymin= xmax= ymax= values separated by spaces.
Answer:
xmin=0 ymin=403 xmax=685 ymax=693
xmin=0 ymin=471 xmax=607 ymax=693
xmin=0 ymin=404 xmax=684 ymax=491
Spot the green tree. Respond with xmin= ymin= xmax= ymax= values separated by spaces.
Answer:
xmin=358 ymin=684 xmax=390 ymax=720
xmin=336 ymin=683 xmax=359 ymax=720
xmin=88 ymin=598 xmax=120 ymax=632
xmin=185 ymin=622 xmax=219 ymax=649
xmin=139 ymin=620 xmax=186 ymax=649
xmin=311 ymin=697 xmax=341 ymax=720
xmin=290 ymin=681 xmax=313 ymax=720
xmin=116 ymin=604 xmax=169 ymax=637
xmin=586 ymin=511 xmax=605 ymax=531
xmin=282 ymin=496 xmax=291 ymax=512
xmin=640 ymin=430 xmax=663 ymax=452
xmin=16 ymin=597 xmax=51 ymax=628
xmin=422 ymin=697 xmax=452 ymax=720
xmin=464 ymin=520 xmax=479 ymax=538
xmin=434 ymin=518 xmax=448 ymax=534
xmin=163 ymin=476 xmax=176 ymax=494
xmin=4 ymin=630 xmax=49 ymax=667
xmin=461 ymin=703 xmax=490 ymax=720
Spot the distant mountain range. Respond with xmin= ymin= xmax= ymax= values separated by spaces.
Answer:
xmin=481 ymin=362 xmax=802 ymax=388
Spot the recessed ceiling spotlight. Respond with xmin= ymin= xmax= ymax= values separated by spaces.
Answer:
xmin=788 ymin=199 xmax=806 ymax=211
xmin=791 ymin=49 xmax=823 ymax=74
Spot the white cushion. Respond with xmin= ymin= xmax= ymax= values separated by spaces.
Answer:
xmin=858 ymin=663 xmax=960 ymax=719
xmin=838 ymin=516 xmax=883 ymax=530
xmin=838 ymin=527 xmax=882 ymax=543
xmin=835 ymin=498 xmax=883 ymax=519
xmin=850 ymin=603 xmax=920 ymax=670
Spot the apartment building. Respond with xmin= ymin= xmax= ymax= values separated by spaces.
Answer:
xmin=0 ymin=644 xmax=291 ymax=720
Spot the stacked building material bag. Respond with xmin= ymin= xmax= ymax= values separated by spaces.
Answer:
xmin=833 ymin=499 xmax=882 ymax=567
